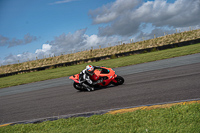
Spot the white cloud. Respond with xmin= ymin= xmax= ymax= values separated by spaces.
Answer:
xmin=89 ymin=0 xmax=200 ymax=36
xmin=0 ymin=33 xmax=38 ymax=48
xmin=83 ymin=34 xmax=119 ymax=48
xmin=89 ymin=0 xmax=141 ymax=24
xmin=35 ymin=44 xmax=53 ymax=59
xmin=0 ymin=35 xmax=9 ymax=46
xmin=1 ymin=52 xmax=36 ymax=65
xmin=49 ymin=0 xmax=78 ymax=5
xmin=35 ymin=44 xmax=52 ymax=54
xmin=48 ymin=28 xmax=121 ymax=54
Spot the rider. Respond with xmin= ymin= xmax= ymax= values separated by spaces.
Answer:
xmin=79 ymin=65 xmax=104 ymax=91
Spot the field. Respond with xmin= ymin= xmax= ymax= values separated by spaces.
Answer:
xmin=0 ymin=102 xmax=199 ymax=133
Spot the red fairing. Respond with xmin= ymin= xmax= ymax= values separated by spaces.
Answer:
xmin=90 ymin=73 xmax=99 ymax=81
xmin=69 ymin=74 xmax=80 ymax=83
xmin=93 ymin=67 xmax=117 ymax=86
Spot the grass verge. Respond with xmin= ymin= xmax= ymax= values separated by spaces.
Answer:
xmin=0 ymin=43 xmax=200 ymax=89
xmin=0 ymin=102 xmax=199 ymax=133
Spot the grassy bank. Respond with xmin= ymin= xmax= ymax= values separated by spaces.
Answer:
xmin=1 ymin=102 xmax=199 ymax=133
xmin=0 ymin=43 xmax=200 ymax=89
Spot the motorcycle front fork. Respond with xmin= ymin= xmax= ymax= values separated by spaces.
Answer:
xmin=82 ymin=83 xmax=94 ymax=91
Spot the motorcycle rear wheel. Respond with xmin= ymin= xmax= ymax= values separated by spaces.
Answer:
xmin=114 ymin=76 xmax=124 ymax=85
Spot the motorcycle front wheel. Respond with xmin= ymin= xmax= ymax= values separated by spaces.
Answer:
xmin=73 ymin=82 xmax=83 ymax=91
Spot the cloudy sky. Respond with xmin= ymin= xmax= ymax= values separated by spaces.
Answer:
xmin=0 ymin=0 xmax=200 ymax=65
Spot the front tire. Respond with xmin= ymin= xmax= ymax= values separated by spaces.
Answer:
xmin=73 ymin=82 xmax=83 ymax=91
xmin=114 ymin=76 xmax=124 ymax=85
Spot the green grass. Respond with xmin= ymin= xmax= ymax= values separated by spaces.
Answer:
xmin=0 ymin=43 xmax=200 ymax=88
xmin=1 ymin=103 xmax=199 ymax=133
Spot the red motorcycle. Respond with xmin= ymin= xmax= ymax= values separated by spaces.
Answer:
xmin=69 ymin=67 xmax=124 ymax=91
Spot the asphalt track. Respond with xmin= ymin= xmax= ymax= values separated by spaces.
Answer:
xmin=0 ymin=53 xmax=200 ymax=124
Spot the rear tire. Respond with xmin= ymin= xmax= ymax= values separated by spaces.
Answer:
xmin=114 ymin=76 xmax=124 ymax=85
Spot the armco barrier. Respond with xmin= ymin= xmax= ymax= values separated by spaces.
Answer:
xmin=0 ymin=38 xmax=200 ymax=78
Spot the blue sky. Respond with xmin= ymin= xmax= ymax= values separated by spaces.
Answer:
xmin=0 ymin=0 xmax=200 ymax=65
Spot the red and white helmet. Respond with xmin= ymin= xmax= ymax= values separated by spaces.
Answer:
xmin=86 ymin=65 xmax=94 ymax=75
